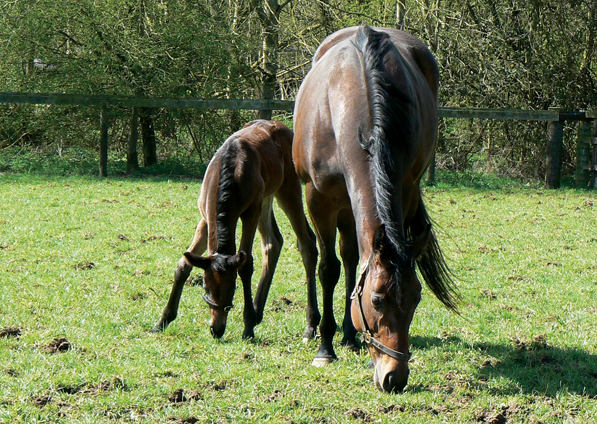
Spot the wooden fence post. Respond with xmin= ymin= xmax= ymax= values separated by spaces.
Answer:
xmin=426 ymin=152 xmax=436 ymax=185
xmin=545 ymin=107 xmax=564 ymax=189
xmin=99 ymin=105 xmax=109 ymax=177
xmin=575 ymin=120 xmax=592 ymax=188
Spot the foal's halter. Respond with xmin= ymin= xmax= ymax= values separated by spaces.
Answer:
xmin=351 ymin=258 xmax=412 ymax=362
xmin=202 ymin=294 xmax=234 ymax=312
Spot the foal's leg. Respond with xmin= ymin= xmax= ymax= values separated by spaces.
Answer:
xmin=238 ymin=204 xmax=261 ymax=339
xmin=337 ymin=209 xmax=359 ymax=351
xmin=275 ymin=178 xmax=319 ymax=341
xmin=306 ymin=183 xmax=341 ymax=366
xmin=152 ymin=218 xmax=208 ymax=332
xmin=252 ymin=197 xmax=283 ymax=325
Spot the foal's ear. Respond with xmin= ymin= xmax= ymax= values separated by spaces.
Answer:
xmin=412 ymin=224 xmax=432 ymax=260
xmin=227 ymin=251 xmax=247 ymax=269
xmin=184 ymin=252 xmax=212 ymax=270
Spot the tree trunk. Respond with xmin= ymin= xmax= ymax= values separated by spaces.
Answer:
xmin=580 ymin=0 xmax=597 ymax=75
xmin=140 ymin=107 xmax=158 ymax=167
xmin=545 ymin=114 xmax=564 ymax=189
xmin=254 ymin=0 xmax=287 ymax=120
xmin=396 ymin=0 xmax=406 ymax=30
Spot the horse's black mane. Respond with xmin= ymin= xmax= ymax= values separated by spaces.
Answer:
xmin=215 ymin=139 xmax=239 ymax=255
xmin=356 ymin=25 xmax=459 ymax=310
xmin=355 ymin=25 xmax=412 ymax=271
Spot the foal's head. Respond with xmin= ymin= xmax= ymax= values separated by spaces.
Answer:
xmin=351 ymin=225 xmax=431 ymax=393
xmin=183 ymin=251 xmax=246 ymax=338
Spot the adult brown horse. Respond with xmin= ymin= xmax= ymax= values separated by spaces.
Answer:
xmin=293 ymin=26 xmax=458 ymax=393
xmin=152 ymin=120 xmax=319 ymax=341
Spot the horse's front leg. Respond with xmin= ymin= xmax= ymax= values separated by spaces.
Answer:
xmin=252 ymin=197 xmax=283 ymax=326
xmin=152 ymin=218 xmax=208 ymax=332
xmin=238 ymin=206 xmax=260 ymax=339
xmin=337 ymin=209 xmax=359 ymax=351
xmin=307 ymin=184 xmax=341 ymax=365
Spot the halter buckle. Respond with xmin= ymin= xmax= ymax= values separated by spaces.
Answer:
xmin=350 ymin=283 xmax=362 ymax=300
xmin=202 ymin=294 xmax=234 ymax=312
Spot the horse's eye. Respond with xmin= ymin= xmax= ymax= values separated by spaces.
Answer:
xmin=371 ymin=294 xmax=384 ymax=310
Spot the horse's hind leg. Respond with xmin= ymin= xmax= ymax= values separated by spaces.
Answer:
xmin=151 ymin=218 xmax=208 ymax=332
xmin=275 ymin=179 xmax=320 ymax=341
xmin=337 ymin=209 xmax=359 ymax=351
xmin=252 ymin=196 xmax=283 ymax=326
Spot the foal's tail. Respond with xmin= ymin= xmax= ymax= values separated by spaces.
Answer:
xmin=406 ymin=197 xmax=460 ymax=311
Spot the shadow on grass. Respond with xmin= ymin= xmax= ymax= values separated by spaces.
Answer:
xmin=410 ymin=335 xmax=597 ymax=397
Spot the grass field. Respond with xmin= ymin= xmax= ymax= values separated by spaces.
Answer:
xmin=1 ymin=172 xmax=596 ymax=423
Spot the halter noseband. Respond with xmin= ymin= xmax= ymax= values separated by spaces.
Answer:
xmin=202 ymin=294 xmax=234 ymax=312
xmin=351 ymin=257 xmax=412 ymax=362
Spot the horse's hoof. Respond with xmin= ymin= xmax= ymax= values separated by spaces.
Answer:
xmin=242 ymin=330 xmax=255 ymax=340
xmin=302 ymin=327 xmax=317 ymax=343
xmin=312 ymin=357 xmax=336 ymax=367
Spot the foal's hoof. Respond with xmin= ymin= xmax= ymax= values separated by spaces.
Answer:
xmin=150 ymin=321 xmax=168 ymax=333
xmin=312 ymin=357 xmax=336 ymax=367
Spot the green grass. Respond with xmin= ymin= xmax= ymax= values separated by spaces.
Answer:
xmin=1 ymin=172 xmax=596 ymax=423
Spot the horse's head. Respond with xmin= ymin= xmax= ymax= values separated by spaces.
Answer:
xmin=183 ymin=251 xmax=246 ymax=338
xmin=351 ymin=225 xmax=431 ymax=393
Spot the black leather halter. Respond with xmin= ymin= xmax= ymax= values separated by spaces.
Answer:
xmin=351 ymin=257 xmax=412 ymax=362
xmin=202 ymin=294 xmax=234 ymax=312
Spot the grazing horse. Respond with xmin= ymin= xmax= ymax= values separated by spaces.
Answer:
xmin=152 ymin=120 xmax=319 ymax=340
xmin=293 ymin=26 xmax=458 ymax=393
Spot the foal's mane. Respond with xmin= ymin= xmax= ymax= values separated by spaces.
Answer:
xmin=215 ymin=139 xmax=239 ymax=255
xmin=355 ymin=25 xmax=412 ymax=270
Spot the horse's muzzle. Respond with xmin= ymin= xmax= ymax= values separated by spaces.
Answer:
xmin=374 ymin=363 xmax=409 ymax=393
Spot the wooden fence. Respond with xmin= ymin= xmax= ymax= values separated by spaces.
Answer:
xmin=1 ymin=92 xmax=595 ymax=188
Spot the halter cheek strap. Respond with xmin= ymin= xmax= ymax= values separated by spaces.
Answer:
xmin=351 ymin=258 xmax=412 ymax=363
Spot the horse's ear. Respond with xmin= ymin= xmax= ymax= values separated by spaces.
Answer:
xmin=184 ymin=252 xmax=212 ymax=270
xmin=373 ymin=225 xmax=389 ymax=254
xmin=227 ymin=251 xmax=247 ymax=269
xmin=412 ymin=224 xmax=432 ymax=260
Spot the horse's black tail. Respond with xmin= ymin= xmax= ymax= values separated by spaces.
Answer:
xmin=406 ymin=197 xmax=460 ymax=311
xmin=355 ymin=25 xmax=413 ymax=262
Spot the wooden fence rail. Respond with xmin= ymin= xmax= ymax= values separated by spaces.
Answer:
xmin=1 ymin=92 xmax=595 ymax=187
